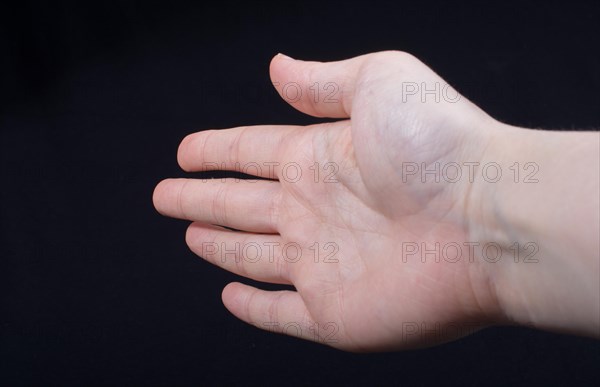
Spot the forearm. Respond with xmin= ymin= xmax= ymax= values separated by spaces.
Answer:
xmin=472 ymin=123 xmax=600 ymax=336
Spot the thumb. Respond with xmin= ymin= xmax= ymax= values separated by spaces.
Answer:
xmin=269 ymin=53 xmax=369 ymax=118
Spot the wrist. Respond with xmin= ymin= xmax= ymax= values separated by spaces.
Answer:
xmin=469 ymin=123 xmax=600 ymax=336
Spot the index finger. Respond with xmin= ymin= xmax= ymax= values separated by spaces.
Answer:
xmin=177 ymin=125 xmax=302 ymax=179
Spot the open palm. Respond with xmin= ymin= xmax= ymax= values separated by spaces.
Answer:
xmin=153 ymin=51 xmax=503 ymax=351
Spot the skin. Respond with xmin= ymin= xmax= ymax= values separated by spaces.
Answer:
xmin=153 ymin=51 xmax=600 ymax=351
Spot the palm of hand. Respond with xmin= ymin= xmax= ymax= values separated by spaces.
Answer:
xmin=154 ymin=51 xmax=499 ymax=351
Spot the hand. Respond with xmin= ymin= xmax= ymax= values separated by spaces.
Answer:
xmin=153 ymin=52 xmax=600 ymax=350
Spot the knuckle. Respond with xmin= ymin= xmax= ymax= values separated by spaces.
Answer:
xmin=177 ymin=179 xmax=191 ymax=218
xmin=268 ymin=187 xmax=281 ymax=230
xmin=267 ymin=292 xmax=284 ymax=322
xmin=234 ymin=234 xmax=252 ymax=276
xmin=361 ymin=50 xmax=419 ymax=77
xmin=228 ymin=126 xmax=249 ymax=166
xmin=245 ymin=287 xmax=260 ymax=322
xmin=356 ymin=50 xmax=424 ymax=99
xmin=211 ymin=183 xmax=229 ymax=225
xmin=275 ymin=246 xmax=289 ymax=282
xmin=373 ymin=50 xmax=417 ymax=65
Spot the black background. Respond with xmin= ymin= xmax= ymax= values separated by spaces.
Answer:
xmin=1 ymin=1 xmax=599 ymax=385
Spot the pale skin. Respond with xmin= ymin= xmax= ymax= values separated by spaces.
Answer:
xmin=153 ymin=51 xmax=600 ymax=351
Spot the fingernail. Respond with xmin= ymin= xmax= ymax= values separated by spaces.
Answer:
xmin=277 ymin=53 xmax=294 ymax=60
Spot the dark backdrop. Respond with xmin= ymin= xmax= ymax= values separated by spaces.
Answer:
xmin=1 ymin=1 xmax=598 ymax=385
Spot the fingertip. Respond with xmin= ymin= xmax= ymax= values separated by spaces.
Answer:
xmin=269 ymin=53 xmax=354 ymax=118
xmin=152 ymin=178 xmax=172 ymax=215
xmin=185 ymin=221 xmax=199 ymax=247
xmin=271 ymin=53 xmax=295 ymax=69
xmin=186 ymin=222 xmax=227 ymax=248
xmin=221 ymin=282 xmax=248 ymax=317
xmin=269 ymin=53 xmax=289 ymax=81
xmin=177 ymin=133 xmax=193 ymax=172
xmin=279 ymin=52 xmax=294 ymax=59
